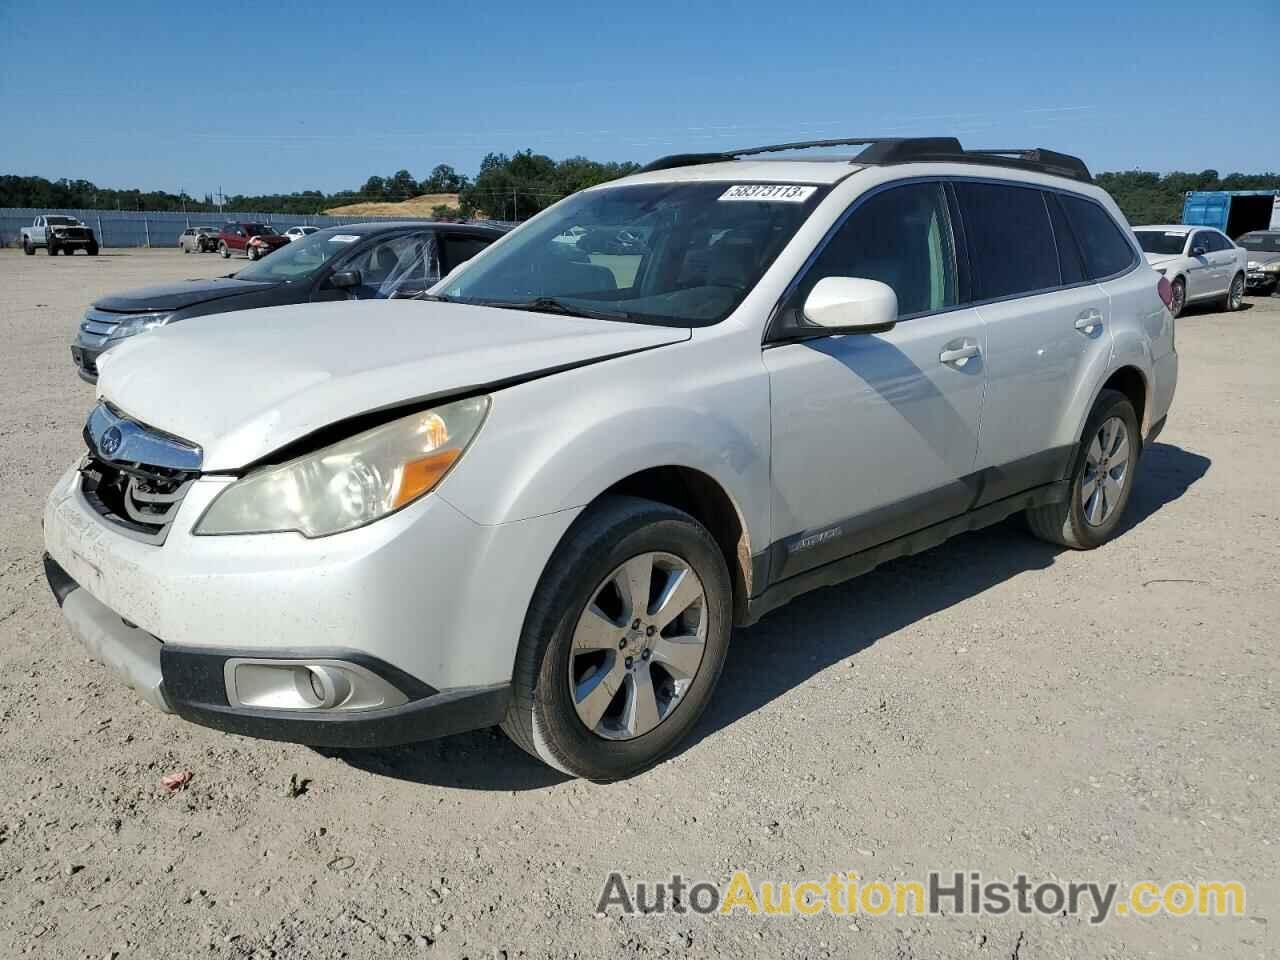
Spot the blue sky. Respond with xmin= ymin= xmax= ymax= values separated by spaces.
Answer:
xmin=2 ymin=0 xmax=1277 ymax=196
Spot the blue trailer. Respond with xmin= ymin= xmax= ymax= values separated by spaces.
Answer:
xmin=1182 ymin=190 xmax=1280 ymax=239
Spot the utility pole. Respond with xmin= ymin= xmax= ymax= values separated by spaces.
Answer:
xmin=512 ymin=186 xmax=518 ymax=222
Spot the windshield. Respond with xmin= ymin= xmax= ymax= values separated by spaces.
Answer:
xmin=244 ymin=223 xmax=276 ymax=236
xmin=234 ymin=230 xmax=353 ymax=281
xmin=46 ymin=216 xmax=77 ymax=226
xmin=1134 ymin=230 xmax=1187 ymax=255
xmin=1238 ymin=232 xmax=1280 ymax=253
xmin=438 ymin=182 xmax=827 ymax=326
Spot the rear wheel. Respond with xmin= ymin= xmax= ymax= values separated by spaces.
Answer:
xmin=247 ymin=245 xmax=260 ymax=261
xmin=502 ymin=496 xmax=732 ymax=781
xmin=1027 ymin=389 xmax=1140 ymax=550
xmin=23 ymin=238 xmax=33 ymax=255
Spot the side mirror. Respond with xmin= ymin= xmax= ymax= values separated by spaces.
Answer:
xmin=801 ymin=277 xmax=898 ymax=334
xmin=1191 ymin=246 xmax=1207 ymax=257
xmin=329 ymin=269 xmax=362 ymax=289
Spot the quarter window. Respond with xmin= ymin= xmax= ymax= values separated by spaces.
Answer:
xmin=953 ymin=182 xmax=1059 ymax=299
xmin=791 ymin=182 xmax=958 ymax=318
xmin=1059 ymin=195 xmax=1137 ymax=279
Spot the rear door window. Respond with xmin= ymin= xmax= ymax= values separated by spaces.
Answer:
xmin=1059 ymin=195 xmax=1137 ymax=279
xmin=953 ymin=182 xmax=1059 ymax=300
xmin=442 ymin=235 xmax=493 ymax=274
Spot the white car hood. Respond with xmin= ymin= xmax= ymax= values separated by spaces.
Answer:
xmin=96 ymin=299 xmax=689 ymax=471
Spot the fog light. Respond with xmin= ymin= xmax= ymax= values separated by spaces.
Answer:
xmin=223 ymin=658 xmax=409 ymax=712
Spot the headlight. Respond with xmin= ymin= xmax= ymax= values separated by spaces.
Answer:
xmin=1247 ymin=261 xmax=1260 ymax=270
xmin=194 ymin=396 xmax=490 ymax=537
xmin=108 ymin=312 xmax=172 ymax=340
xmin=1266 ymin=262 xmax=1280 ymax=273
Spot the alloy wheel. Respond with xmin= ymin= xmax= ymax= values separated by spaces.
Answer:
xmin=1230 ymin=276 xmax=1244 ymax=310
xmin=568 ymin=551 xmax=707 ymax=741
xmin=1081 ymin=416 xmax=1130 ymax=526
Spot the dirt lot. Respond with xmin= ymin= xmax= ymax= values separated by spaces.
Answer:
xmin=0 ymin=249 xmax=1276 ymax=960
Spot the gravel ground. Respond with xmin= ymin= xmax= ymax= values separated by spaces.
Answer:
xmin=0 ymin=249 xmax=1276 ymax=960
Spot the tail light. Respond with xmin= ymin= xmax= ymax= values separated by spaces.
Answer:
xmin=1157 ymin=275 xmax=1174 ymax=311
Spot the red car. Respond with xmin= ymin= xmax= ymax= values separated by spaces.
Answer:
xmin=217 ymin=222 xmax=290 ymax=261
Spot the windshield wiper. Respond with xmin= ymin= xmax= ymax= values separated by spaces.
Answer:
xmin=494 ymin=296 xmax=635 ymax=322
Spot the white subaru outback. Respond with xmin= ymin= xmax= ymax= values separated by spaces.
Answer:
xmin=43 ymin=137 xmax=1178 ymax=780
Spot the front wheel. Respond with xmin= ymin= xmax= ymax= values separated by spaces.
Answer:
xmin=46 ymin=240 xmax=58 ymax=256
xmin=219 ymin=242 xmax=230 ymax=259
xmin=1169 ymin=277 xmax=1186 ymax=318
xmin=502 ymin=496 xmax=732 ymax=781
xmin=247 ymin=245 xmax=259 ymax=261
xmin=1027 ymin=389 xmax=1140 ymax=550
xmin=86 ymin=244 xmax=98 ymax=256
xmin=1223 ymin=272 xmax=1245 ymax=311
xmin=23 ymin=238 xmax=33 ymax=255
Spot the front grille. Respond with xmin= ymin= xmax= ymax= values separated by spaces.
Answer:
xmin=80 ymin=456 xmax=196 ymax=545
xmin=80 ymin=308 xmax=123 ymax=342
xmin=59 ymin=228 xmax=90 ymax=241
xmin=79 ymin=403 xmax=204 ymax=545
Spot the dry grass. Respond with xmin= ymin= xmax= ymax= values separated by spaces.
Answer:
xmin=323 ymin=193 xmax=461 ymax=217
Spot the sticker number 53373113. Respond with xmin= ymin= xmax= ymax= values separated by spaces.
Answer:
xmin=719 ymin=184 xmax=818 ymax=203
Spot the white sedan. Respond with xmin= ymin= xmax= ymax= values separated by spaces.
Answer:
xmin=283 ymin=226 xmax=320 ymax=242
xmin=1133 ymin=225 xmax=1247 ymax=317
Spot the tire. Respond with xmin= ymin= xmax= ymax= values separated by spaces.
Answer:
xmin=86 ymin=244 xmax=98 ymax=256
xmin=182 ymin=243 xmax=190 ymax=254
xmin=23 ymin=238 xmax=33 ymax=255
xmin=219 ymin=242 xmax=230 ymax=259
xmin=501 ymin=495 xmax=732 ymax=781
xmin=1169 ymin=277 xmax=1185 ymax=318
xmin=247 ymin=246 xmax=259 ymax=261
xmin=1027 ymin=389 xmax=1140 ymax=550
xmin=1223 ymin=272 xmax=1245 ymax=311
xmin=46 ymin=240 xmax=58 ymax=256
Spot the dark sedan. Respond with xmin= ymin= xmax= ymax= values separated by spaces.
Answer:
xmin=71 ymin=221 xmax=508 ymax=382
xmin=1239 ymin=231 xmax=1280 ymax=296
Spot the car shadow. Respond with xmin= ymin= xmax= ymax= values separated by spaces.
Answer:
xmin=324 ymin=442 xmax=1209 ymax=791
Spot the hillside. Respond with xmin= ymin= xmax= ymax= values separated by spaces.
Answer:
xmin=323 ymin=193 xmax=460 ymax=217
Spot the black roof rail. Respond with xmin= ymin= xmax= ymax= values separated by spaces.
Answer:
xmin=639 ymin=137 xmax=1092 ymax=183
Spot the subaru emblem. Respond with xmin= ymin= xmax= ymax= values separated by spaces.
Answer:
xmin=100 ymin=425 xmax=123 ymax=458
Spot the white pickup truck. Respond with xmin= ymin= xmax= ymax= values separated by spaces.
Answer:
xmin=22 ymin=215 xmax=99 ymax=256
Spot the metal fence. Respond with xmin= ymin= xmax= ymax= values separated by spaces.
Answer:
xmin=0 ymin=208 xmax=444 ymax=249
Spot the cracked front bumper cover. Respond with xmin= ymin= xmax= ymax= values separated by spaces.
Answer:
xmin=43 ymin=553 xmax=511 ymax=747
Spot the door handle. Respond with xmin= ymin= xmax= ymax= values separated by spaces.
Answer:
xmin=1075 ymin=310 xmax=1104 ymax=334
xmin=939 ymin=343 xmax=980 ymax=365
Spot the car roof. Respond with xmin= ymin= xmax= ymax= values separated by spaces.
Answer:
xmin=1134 ymin=224 xmax=1206 ymax=233
xmin=606 ymin=156 xmax=1109 ymax=199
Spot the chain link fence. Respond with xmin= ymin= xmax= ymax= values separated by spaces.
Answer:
xmin=0 ymin=208 xmax=443 ymax=249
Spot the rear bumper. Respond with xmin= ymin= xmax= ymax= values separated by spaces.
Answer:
xmin=43 ymin=553 xmax=511 ymax=748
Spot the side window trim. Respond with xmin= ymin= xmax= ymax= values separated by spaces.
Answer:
xmin=1043 ymin=190 xmax=1089 ymax=287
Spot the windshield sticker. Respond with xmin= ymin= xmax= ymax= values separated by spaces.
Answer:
xmin=719 ymin=184 xmax=817 ymax=204
xmin=328 ymin=234 xmax=360 ymax=243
